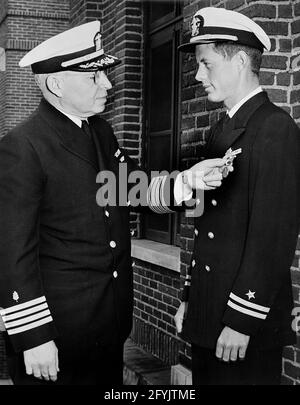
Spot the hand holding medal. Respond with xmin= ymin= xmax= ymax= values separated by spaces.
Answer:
xmin=220 ymin=148 xmax=242 ymax=178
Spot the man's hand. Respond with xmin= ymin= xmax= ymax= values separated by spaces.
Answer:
xmin=24 ymin=340 xmax=59 ymax=382
xmin=186 ymin=158 xmax=226 ymax=191
xmin=174 ymin=302 xmax=188 ymax=334
xmin=216 ymin=326 xmax=250 ymax=362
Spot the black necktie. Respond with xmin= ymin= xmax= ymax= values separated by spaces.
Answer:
xmin=205 ymin=113 xmax=231 ymax=157
xmin=211 ymin=114 xmax=231 ymax=146
xmin=81 ymin=120 xmax=92 ymax=140
xmin=219 ymin=113 xmax=231 ymax=132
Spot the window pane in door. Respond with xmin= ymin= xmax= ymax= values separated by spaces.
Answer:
xmin=150 ymin=1 xmax=175 ymax=24
xmin=148 ymin=134 xmax=171 ymax=172
xmin=150 ymin=40 xmax=173 ymax=132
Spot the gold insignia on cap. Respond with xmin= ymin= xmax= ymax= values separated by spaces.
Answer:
xmin=94 ymin=32 xmax=102 ymax=52
xmin=79 ymin=56 xmax=116 ymax=70
xmin=191 ymin=14 xmax=204 ymax=37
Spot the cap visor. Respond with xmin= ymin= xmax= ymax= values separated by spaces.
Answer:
xmin=178 ymin=42 xmax=197 ymax=53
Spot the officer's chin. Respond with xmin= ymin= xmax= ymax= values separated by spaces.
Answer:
xmin=207 ymin=92 xmax=222 ymax=104
xmin=95 ymin=101 xmax=107 ymax=114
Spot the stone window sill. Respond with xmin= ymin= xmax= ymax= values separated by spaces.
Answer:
xmin=131 ymin=239 xmax=180 ymax=274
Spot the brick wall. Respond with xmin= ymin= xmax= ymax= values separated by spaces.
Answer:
xmin=180 ymin=0 xmax=300 ymax=385
xmin=101 ymin=0 xmax=144 ymax=237
xmin=131 ymin=260 xmax=187 ymax=366
xmin=0 ymin=0 xmax=69 ymax=137
xmin=0 ymin=0 xmax=299 ymax=385
xmin=70 ymin=0 xmax=102 ymax=27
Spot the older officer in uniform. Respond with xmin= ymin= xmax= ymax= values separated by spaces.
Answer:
xmin=0 ymin=21 xmax=225 ymax=385
xmin=175 ymin=7 xmax=300 ymax=385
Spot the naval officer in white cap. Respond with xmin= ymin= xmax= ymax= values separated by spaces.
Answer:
xmin=175 ymin=7 xmax=300 ymax=385
xmin=0 ymin=20 xmax=226 ymax=385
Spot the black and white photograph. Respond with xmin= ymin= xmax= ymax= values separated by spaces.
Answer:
xmin=0 ymin=0 xmax=299 ymax=387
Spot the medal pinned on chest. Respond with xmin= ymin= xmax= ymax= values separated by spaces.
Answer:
xmin=220 ymin=148 xmax=242 ymax=178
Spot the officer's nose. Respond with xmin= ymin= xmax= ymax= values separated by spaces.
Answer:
xmin=195 ymin=64 xmax=206 ymax=83
xmin=96 ymin=71 xmax=112 ymax=90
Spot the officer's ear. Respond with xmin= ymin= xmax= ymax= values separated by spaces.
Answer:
xmin=46 ymin=74 xmax=64 ymax=98
xmin=235 ymin=50 xmax=249 ymax=73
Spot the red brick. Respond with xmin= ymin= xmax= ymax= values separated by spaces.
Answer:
xmin=262 ymin=55 xmax=288 ymax=70
xmin=292 ymin=19 xmax=300 ymax=35
xmin=224 ymin=0 xmax=245 ymax=10
xmin=196 ymin=114 xmax=210 ymax=128
xmin=278 ymin=4 xmax=293 ymax=19
xmin=206 ymin=100 xmax=223 ymax=111
xmin=259 ymin=21 xmax=289 ymax=36
xmin=183 ymin=73 xmax=198 ymax=88
xmin=190 ymin=100 xmax=206 ymax=114
xmin=283 ymin=361 xmax=300 ymax=380
xmin=279 ymin=39 xmax=292 ymax=53
xmin=264 ymin=88 xmax=288 ymax=104
xmin=294 ymin=36 xmax=300 ymax=50
xmin=182 ymin=87 xmax=196 ymax=102
xmin=243 ymin=4 xmax=276 ymax=19
xmin=283 ymin=346 xmax=295 ymax=362
xmin=293 ymin=106 xmax=300 ymax=120
xmin=281 ymin=374 xmax=295 ymax=385
xmin=294 ymin=71 xmax=300 ymax=87
xmin=259 ymin=71 xmax=275 ymax=86
xmin=182 ymin=117 xmax=196 ymax=130
xmin=182 ymin=129 xmax=201 ymax=144
xmin=292 ymin=253 xmax=300 ymax=269
xmin=291 ymin=89 xmax=300 ymax=105
xmin=277 ymin=72 xmax=291 ymax=87
xmin=270 ymin=38 xmax=277 ymax=52
xmin=181 ymin=250 xmax=193 ymax=266
xmin=292 ymin=285 xmax=300 ymax=302
xmin=195 ymin=86 xmax=208 ymax=98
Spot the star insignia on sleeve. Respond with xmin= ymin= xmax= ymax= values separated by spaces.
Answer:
xmin=246 ymin=290 xmax=255 ymax=301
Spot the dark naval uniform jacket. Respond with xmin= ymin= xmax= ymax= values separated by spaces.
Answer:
xmin=182 ymin=91 xmax=300 ymax=350
xmin=0 ymin=99 xmax=175 ymax=357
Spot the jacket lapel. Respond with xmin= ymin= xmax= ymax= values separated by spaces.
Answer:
xmin=207 ymin=92 xmax=269 ymax=156
xmin=38 ymin=99 xmax=99 ymax=171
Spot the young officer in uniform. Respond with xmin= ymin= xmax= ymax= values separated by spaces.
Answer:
xmin=175 ymin=7 xmax=300 ymax=385
xmin=0 ymin=21 xmax=225 ymax=385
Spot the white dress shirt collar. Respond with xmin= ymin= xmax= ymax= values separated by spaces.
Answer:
xmin=56 ymin=107 xmax=85 ymax=128
xmin=227 ymin=86 xmax=263 ymax=119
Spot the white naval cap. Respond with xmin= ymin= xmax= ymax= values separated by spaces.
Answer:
xmin=19 ymin=20 xmax=121 ymax=73
xmin=179 ymin=7 xmax=271 ymax=53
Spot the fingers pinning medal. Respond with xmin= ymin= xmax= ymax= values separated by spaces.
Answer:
xmin=219 ymin=148 xmax=242 ymax=178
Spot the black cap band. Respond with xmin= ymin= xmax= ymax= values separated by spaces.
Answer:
xmin=179 ymin=27 xmax=264 ymax=53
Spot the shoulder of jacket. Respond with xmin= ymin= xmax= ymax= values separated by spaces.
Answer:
xmin=250 ymin=101 xmax=299 ymax=145
xmin=6 ymin=109 xmax=41 ymax=141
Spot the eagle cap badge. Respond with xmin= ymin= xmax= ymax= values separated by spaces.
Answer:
xmin=191 ymin=14 xmax=204 ymax=38
xmin=94 ymin=32 xmax=102 ymax=51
